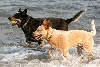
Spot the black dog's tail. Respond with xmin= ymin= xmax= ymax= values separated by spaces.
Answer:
xmin=66 ymin=9 xmax=87 ymax=24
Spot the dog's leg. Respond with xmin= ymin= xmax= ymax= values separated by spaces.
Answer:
xmin=40 ymin=40 xmax=45 ymax=46
xmin=61 ymin=53 xmax=67 ymax=60
xmin=77 ymin=44 xmax=83 ymax=56
xmin=61 ymin=47 xmax=69 ymax=60
xmin=83 ymin=39 xmax=94 ymax=56
xmin=84 ymin=46 xmax=93 ymax=56
xmin=48 ymin=50 xmax=53 ymax=58
xmin=25 ymin=41 xmax=32 ymax=47
xmin=24 ymin=37 xmax=32 ymax=47
xmin=62 ymin=47 xmax=69 ymax=58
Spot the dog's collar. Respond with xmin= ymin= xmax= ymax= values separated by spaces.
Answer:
xmin=22 ymin=17 xmax=30 ymax=28
xmin=47 ymin=30 xmax=54 ymax=41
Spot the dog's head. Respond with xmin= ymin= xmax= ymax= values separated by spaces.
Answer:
xmin=34 ymin=19 xmax=50 ymax=40
xmin=8 ymin=9 xmax=28 ymax=28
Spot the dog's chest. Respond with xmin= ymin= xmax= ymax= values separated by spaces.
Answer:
xmin=48 ymin=40 xmax=61 ymax=50
xmin=48 ymin=32 xmax=67 ymax=50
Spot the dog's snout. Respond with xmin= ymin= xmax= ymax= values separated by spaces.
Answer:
xmin=33 ymin=32 xmax=35 ymax=36
xmin=32 ymin=32 xmax=35 ymax=38
xmin=33 ymin=32 xmax=34 ymax=35
xmin=33 ymin=32 xmax=34 ymax=34
xmin=8 ymin=17 xmax=11 ymax=20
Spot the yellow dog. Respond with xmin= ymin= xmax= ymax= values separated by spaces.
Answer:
xmin=34 ymin=19 xmax=96 ymax=58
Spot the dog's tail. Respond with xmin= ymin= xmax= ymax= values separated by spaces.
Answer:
xmin=66 ymin=9 xmax=87 ymax=24
xmin=91 ymin=20 xmax=96 ymax=36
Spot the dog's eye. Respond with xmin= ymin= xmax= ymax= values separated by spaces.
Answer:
xmin=39 ymin=30 xmax=42 ymax=31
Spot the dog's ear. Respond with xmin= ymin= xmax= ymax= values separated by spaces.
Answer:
xmin=18 ymin=8 xmax=22 ymax=13
xmin=23 ymin=9 xmax=27 ymax=15
xmin=43 ymin=19 xmax=50 ymax=30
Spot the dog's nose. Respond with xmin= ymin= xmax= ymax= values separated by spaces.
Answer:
xmin=8 ymin=17 xmax=11 ymax=20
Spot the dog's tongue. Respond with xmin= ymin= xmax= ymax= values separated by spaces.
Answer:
xmin=35 ymin=36 xmax=39 ymax=40
xmin=35 ymin=35 xmax=41 ymax=40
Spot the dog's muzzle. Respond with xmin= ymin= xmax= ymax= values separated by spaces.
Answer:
xmin=34 ymin=34 xmax=42 ymax=40
xmin=8 ymin=17 xmax=21 ymax=25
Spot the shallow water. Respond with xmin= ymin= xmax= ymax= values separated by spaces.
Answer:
xmin=0 ymin=0 xmax=100 ymax=67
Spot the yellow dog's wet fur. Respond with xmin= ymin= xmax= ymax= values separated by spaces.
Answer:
xmin=34 ymin=19 xmax=96 ymax=58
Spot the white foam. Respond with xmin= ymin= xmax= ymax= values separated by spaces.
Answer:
xmin=0 ymin=44 xmax=100 ymax=67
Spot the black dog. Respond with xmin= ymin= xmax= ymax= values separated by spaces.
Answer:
xmin=8 ymin=9 xmax=86 ymax=47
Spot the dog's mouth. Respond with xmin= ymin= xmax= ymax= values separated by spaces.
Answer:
xmin=10 ymin=19 xmax=21 ymax=25
xmin=34 ymin=34 xmax=42 ymax=40
xmin=8 ymin=17 xmax=21 ymax=26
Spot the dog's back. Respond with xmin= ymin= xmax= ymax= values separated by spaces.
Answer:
xmin=64 ymin=20 xmax=96 ymax=49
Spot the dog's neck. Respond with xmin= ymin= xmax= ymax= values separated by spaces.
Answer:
xmin=22 ymin=16 xmax=30 ymax=28
xmin=47 ymin=29 xmax=54 ymax=41
xmin=46 ymin=28 xmax=54 ymax=41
